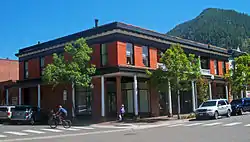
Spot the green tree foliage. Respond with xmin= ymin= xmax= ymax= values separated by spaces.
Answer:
xmin=147 ymin=44 xmax=201 ymax=118
xmin=42 ymin=38 xmax=96 ymax=88
xmin=225 ymin=54 xmax=250 ymax=97
xmin=196 ymin=77 xmax=209 ymax=105
xmin=167 ymin=8 xmax=250 ymax=52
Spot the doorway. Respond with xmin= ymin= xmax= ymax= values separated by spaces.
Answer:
xmin=23 ymin=88 xmax=30 ymax=105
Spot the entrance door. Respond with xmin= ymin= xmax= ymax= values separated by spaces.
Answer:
xmin=23 ymin=88 xmax=30 ymax=105
xmin=107 ymin=92 xmax=116 ymax=116
xmin=139 ymin=90 xmax=149 ymax=113
xmin=122 ymin=90 xmax=134 ymax=114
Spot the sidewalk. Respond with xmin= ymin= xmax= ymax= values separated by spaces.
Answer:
xmin=72 ymin=114 xmax=194 ymax=128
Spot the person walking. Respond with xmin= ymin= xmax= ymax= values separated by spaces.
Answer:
xmin=119 ymin=104 xmax=125 ymax=121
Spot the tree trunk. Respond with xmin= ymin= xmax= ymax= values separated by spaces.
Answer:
xmin=177 ymin=90 xmax=181 ymax=119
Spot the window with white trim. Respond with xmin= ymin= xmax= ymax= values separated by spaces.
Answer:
xmin=142 ymin=46 xmax=149 ymax=67
xmin=126 ymin=43 xmax=134 ymax=65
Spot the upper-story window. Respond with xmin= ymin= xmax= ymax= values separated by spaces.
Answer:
xmin=126 ymin=43 xmax=134 ymax=65
xmin=200 ymin=57 xmax=209 ymax=69
xmin=40 ymin=57 xmax=45 ymax=75
xmin=24 ymin=61 xmax=29 ymax=79
xmin=222 ymin=61 xmax=226 ymax=75
xmin=214 ymin=60 xmax=218 ymax=75
xmin=142 ymin=46 xmax=149 ymax=67
xmin=100 ymin=44 xmax=108 ymax=66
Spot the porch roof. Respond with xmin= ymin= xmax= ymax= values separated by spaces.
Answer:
xmin=4 ymin=78 xmax=41 ymax=89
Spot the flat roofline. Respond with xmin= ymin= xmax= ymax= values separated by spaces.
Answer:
xmin=0 ymin=58 xmax=18 ymax=62
xmin=16 ymin=21 xmax=228 ymax=56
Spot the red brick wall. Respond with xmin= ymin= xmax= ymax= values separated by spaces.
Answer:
xmin=210 ymin=60 xmax=215 ymax=75
xmin=28 ymin=58 xmax=40 ymax=79
xmin=64 ymin=52 xmax=72 ymax=62
xmin=107 ymin=42 xmax=118 ymax=66
xmin=19 ymin=62 xmax=24 ymax=80
xmin=134 ymin=45 xmax=144 ymax=67
xmin=149 ymin=47 xmax=157 ymax=69
xmin=0 ymin=59 xmax=19 ymax=82
xmin=92 ymin=77 xmax=101 ymax=120
xmin=40 ymin=84 xmax=72 ymax=115
xmin=45 ymin=55 xmax=53 ymax=65
xmin=117 ymin=42 xmax=127 ymax=65
xmin=91 ymin=44 xmax=101 ymax=68
xmin=218 ymin=61 xmax=223 ymax=76
xmin=150 ymin=86 xmax=159 ymax=117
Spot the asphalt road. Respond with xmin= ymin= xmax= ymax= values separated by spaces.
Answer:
xmin=1 ymin=114 xmax=250 ymax=142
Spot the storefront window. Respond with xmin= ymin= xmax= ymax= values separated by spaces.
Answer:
xmin=75 ymin=87 xmax=92 ymax=115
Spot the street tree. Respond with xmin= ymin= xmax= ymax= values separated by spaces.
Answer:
xmin=225 ymin=54 xmax=250 ymax=98
xmin=147 ymin=44 xmax=201 ymax=119
xmin=42 ymin=38 xmax=96 ymax=88
xmin=196 ymin=77 xmax=209 ymax=105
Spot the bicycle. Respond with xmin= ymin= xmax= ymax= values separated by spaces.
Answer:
xmin=48 ymin=113 xmax=72 ymax=129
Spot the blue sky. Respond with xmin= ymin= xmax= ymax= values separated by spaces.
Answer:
xmin=0 ymin=0 xmax=250 ymax=59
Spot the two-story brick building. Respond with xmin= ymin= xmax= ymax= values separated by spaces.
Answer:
xmin=0 ymin=58 xmax=19 ymax=105
xmin=4 ymin=21 xmax=230 ymax=120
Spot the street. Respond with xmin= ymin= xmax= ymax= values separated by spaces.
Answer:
xmin=1 ymin=114 xmax=250 ymax=142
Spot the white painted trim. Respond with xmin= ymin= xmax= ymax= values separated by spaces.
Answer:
xmin=191 ymin=81 xmax=196 ymax=111
xmin=18 ymin=88 xmax=22 ymax=105
xmin=209 ymin=81 xmax=212 ymax=100
xmin=225 ymin=85 xmax=229 ymax=101
xmin=72 ymin=82 xmax=75 ymax=118
xmin=133 ymin=74 xmax=138 ymax=116
xmin=168 ymin=81 xmax=172 ymax=115
xmin=6 ymin=89 xmax=8 ymax=105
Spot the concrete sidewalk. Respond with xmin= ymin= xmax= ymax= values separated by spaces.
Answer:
xmin=72 ymin=114 xmax=193 ymax=128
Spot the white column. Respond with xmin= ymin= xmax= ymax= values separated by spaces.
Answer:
xmin=101 ymin=76 xmax=105 ymax=117
xmin=194 ymin=82 xmax=198 ymax=108
xmin=225 ymin=85 xmax=229 ymax=101
xmin=191 ymin=81 xmax=196 ymax=111
xmin=6 ymin=89 xmax=8 ymax=105
xmin=18 ymin=88 xmax=22 ymax=105
xmin=72 ymin=82 xmax=75 ymax=117
xmin=133 ymin=74 xmax=139 ymax=116
xmin=241 ymin=90 xmax=244 ymax=98
xmin=37 ymin=85 xmax=41 ymax=108
xmin=209 ymin=81 xmax=212 ymax=100
xmin=168 ymin=81 xmax=172 ymax=116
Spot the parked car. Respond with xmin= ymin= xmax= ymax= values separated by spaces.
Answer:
xmin=231 ymin=98 xmax=250 ymax=115
xmin=195 ymin=99 xmax=232 ymax=119
xmin=0 ymin=105 xmax=15 ymax=122
xmin=10 ymin=105 xmax=42 ymax=125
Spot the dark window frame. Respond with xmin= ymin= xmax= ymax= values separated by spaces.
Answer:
xmin=100 ymin=44 xmax=108 ymax=67
xmin=24 ymin=61 xmax=29 ymax=79
xmin=142 ymin=46 xmax=150 ymax=67
xmin=126 ymin=43 xmax=135 ymax=65
xmin=214 ymin=60 xmax=219 ymax=75
xmin=40 ymin=57 xmax=45 ymax=76
xmin=200 ymin=57 xmax=210 ymax=69
xmin=222 ymin=61 xmax=226 ymax=75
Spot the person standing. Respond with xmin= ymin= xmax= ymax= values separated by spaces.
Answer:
xmin=119 ymin=104 xmax=125 ymax=121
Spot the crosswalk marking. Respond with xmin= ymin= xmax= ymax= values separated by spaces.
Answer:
xmin=73 ymin=127 xmax=95 ymax=130
xmin=185 ymin=123 xmax=203 ymax=127
xmin=0 ymin=134 xmax=7 ymax=138
xmin=203 ymin=122 xmax=222 ymax=126
xmin=223 ymin=122 xmax=242 ymax=126
xmin=23 ymin=130 xmax=45 ymax=134
xmin=4 ymin=131 xmax=28 ymax=136
xmin=168 ymin=124 xmax=184 ymax=127
xmin=244 ymin=124 xmax=250 ymax=127
xmin=40 ymin=129 xmax=63 ymax=132
xmin=58 ymin=127 xmax=80 ymax=131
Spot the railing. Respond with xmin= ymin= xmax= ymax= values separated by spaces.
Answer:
xmin=200 ymin=69 xmax=210 ymax=75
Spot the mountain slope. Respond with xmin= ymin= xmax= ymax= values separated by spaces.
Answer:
xmin=167 ymin=8 xmax=250 ymax=52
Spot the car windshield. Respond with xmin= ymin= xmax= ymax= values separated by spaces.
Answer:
xmin=201 ymin=101 xmax=217 ymax=107
xmin=231 ymin=99 xmax=242 ymax=105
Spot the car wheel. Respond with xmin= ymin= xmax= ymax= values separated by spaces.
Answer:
xmin=226 ymin=110 xmax=231 ymax=117
xmin=238 ymin=108 xmax=243 ymax=115
xmin=214 ymin=111 xmax=219 ymax=119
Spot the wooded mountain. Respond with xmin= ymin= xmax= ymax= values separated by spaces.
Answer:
xmin=167 ymin=8 xmax=250 ymax=52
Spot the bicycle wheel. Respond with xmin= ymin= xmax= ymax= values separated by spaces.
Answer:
xmin=62 ymin=120 xmax=72 ymax=128
xmin=49 ymin=118 xmax=58 ymax=129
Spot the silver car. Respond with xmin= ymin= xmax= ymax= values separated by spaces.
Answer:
xmin=195 ymin=99 xmax=232 ymax=119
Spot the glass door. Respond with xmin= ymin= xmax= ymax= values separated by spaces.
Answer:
xmin=108 ymin=92 xmax=116 ymax=115
xmin=139 ymin=90 xmax=149 ymax=113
